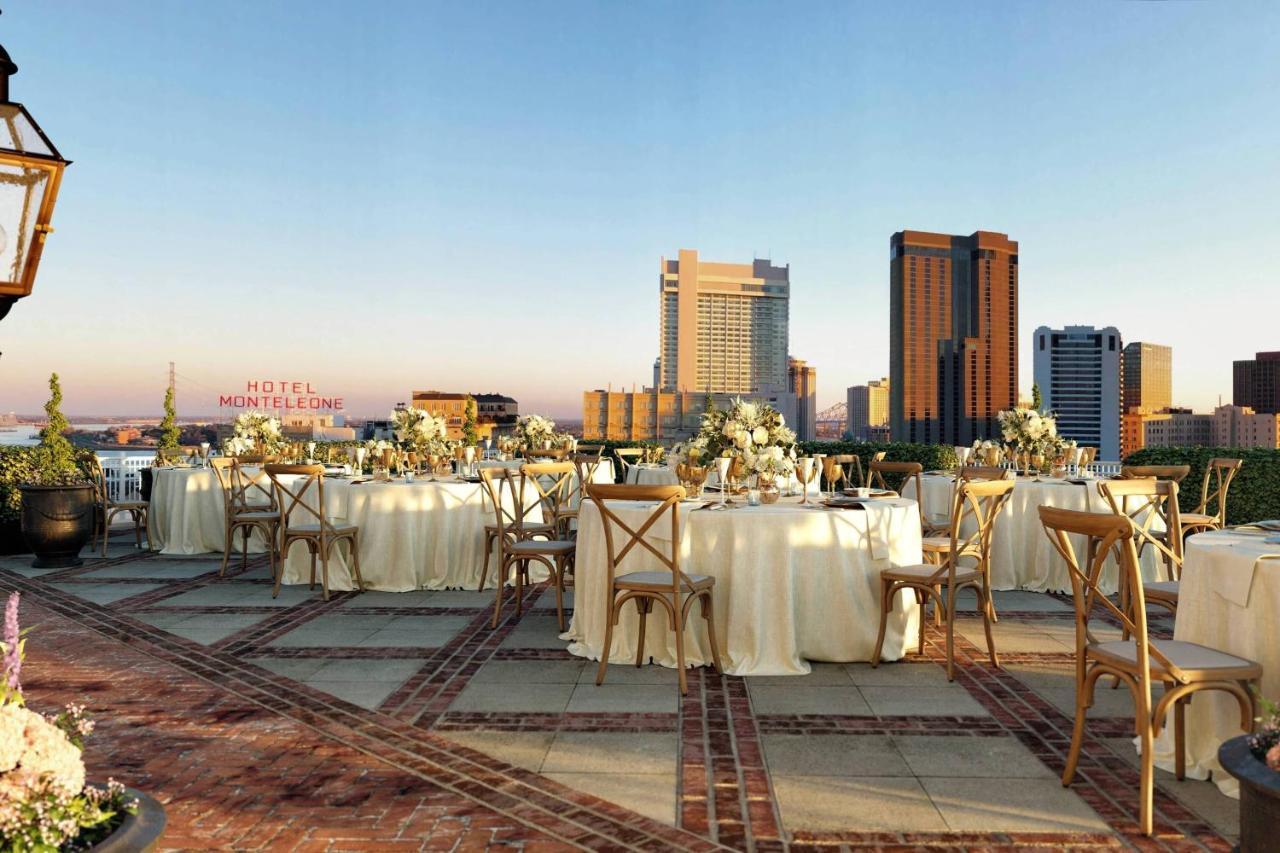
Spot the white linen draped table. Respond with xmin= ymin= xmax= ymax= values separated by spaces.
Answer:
xmin=902 ymin=474 xmax=1164 ymax=594
xmin=1150 ymin=528 xmax=1280 ymax=796
xmin=278 ymin=477 xmax=543 ymax=592
xmin=624 ymin=464 xmax=678 ymax=486
xmin=566 ymin=496 xmax=923 ymax=676
xmin=148 ymin=467 xmax=270 ymax=555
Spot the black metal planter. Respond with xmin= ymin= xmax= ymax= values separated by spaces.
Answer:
xmin=1218 ymin=735 xmax=1280 ymax=852
xmin=89 ymin=787 xmax=166 ymax=852
xmin=18 ymin=482 xmax=94 ymax=568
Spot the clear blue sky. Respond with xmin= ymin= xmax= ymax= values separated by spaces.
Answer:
xmin=1 ymin=1 xmax=1277 ymax=418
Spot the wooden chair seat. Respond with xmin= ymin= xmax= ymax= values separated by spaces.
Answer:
xmin=234 ymin=509 xmax=280 ymax=522
xmin=509 ymin=538 xmax=577 ymax=556
xmin=1091 ymin=639 xmax=1260 ymax=682
xmin=616 ymin=570 xmax=713 ymax=591
xmin=285 ymin=521 xmax=357 ymax=535
xmin=1143 ymin=580 xmax=1180 ymax=601
xmin=921 ymin=536 xmax=952 ymax=552
xmin=881 ymin=563 xmax=982 ymax=584
xmin=486 ymin=521 xmax=554 ymax=537
xmin=1179 ymin=512 xmax=1217 ymax=527
xmin=113 ymin=499 xmax=148 ymax=511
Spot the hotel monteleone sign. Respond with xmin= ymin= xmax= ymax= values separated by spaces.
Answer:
xmin=219 ymin=379 xmax=344 ymax=412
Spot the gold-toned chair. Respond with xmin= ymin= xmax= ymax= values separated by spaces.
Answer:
xmin=1119 ymin=465 xmax=1191 ymax=484
xmin=210 ymin=457 xmax=281 ymax=579
xmin=476 ymin=466 xmax=557 ymax=591
xmin=576 ymin=444 xmax=605 ymax=458
xmin=1037 ymin=506 xmax=1260 ymax=836
xmin=1180 ymin=457 xmax=1243 ymax=539
xmin=527 ymin=446 xmax=569 ymax=461
xmin=920 ymin=465 xmax=1012 ymax=549
xmin=864 ymin=450 xmax=887 ymax=486
xmin=156 ymin=446 xmax=198 ymax=465
xmin=870 ymin=460 xmax=937 ymax=535
xmin=87 ymin=456 xmax=148 ymax=556
xmin=588 ymin=483 xmax=722 ymax=695
xmin=872 ymin=478 xmax=1014 ymax=680
xmin=566 ymin=452 xmax=608 ymax=535
xmin=480 ymin=466 xmax=577 ymax=630
xmin=263 ymin=464 xmax=363 ymax=600
xmin=1099 ymin=478 xmax=1183 ymax=618
xmin=614 ymin=447 xmax=644 ymax=482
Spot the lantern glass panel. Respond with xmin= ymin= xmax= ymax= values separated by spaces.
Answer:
xmin=0 ymin=160 xmax=49 ymax=284
xmin=0 ymin=103 xmax=56 ymax=158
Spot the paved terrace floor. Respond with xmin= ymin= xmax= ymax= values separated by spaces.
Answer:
xmin=0 ymin=535 xmax=1241 ymax=852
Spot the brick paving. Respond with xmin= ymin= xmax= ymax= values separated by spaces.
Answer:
xmin=0 ymin=537 xmax=1242 ymax=851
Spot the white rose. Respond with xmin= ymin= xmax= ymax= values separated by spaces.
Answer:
xmin=722 ymin=420 xmax=738 ymax=438
xmin=752 ymin=426 xmax=768 ymax=445
xmin=734 ymin=431 xmax=751 ymax=449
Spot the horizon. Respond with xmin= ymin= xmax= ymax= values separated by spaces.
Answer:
xmin=2 ymin=2 xmax=1278 ymax=420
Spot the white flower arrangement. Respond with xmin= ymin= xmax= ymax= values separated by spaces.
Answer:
xmin=996 ymin=408 xmax=1058 ymax=453
xmin=516 ymin=414 xmax=559 ymax=449
xmin=694 ymin=398 xmax=797 ymax=461
xmin=390 ymin=408 xmax=449 ymax=453
xmin=230 ymin=410 xmax=283 ymax=453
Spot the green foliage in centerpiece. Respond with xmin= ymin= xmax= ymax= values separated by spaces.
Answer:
xmin=462 ymin=399 xmax=479 ymax=447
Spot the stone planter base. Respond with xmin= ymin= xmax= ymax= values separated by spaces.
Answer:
xmin=90 ymin=786 xmax=166 ymax=852
xmin=1218 ymin=735 xmax=1280 ymax=852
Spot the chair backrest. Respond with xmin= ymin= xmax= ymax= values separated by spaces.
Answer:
xmin=869 ymin=460 xmax=925 ymax=526
xmin=1099 ymin=478 xmax=1183 ymax=580
xmin=586 ymin=483 xmax=689 ymax=594
xmin=944 ymin=478 xmax=1015 ymax=566
xmin=157 ymin=446 xmax=197 ymax=464
xmin=832 ymin=454 xmax=863 ymax=490
xmin=1194 ymin=457 xmax=1243 ymax=524
xmin=212 ymin=456 xmax=276 ymax=514
xmin=86 ymin=455 xmax=109 ymax=508
xmin=958 ymin=465 xmax=1011 ymax=482
xmin=865 ymin=450 xmax=887 ymax=486
xmin=576 ymin=444 xmax=605 ymax=458
xmin=614 ymin=447 xmax=644 ymax=475
xmin=1119 ymin=464 xmax=1191 ymax=484
xmin=1039 ymin=506 xmax=1186 ymax=688
xmin=519 ymin=461 xmax=576 ymax=531
xmin=263 ymin=464 xmax=336 ymax=536
xmin=570 ymin=453 xmax=606 ymax=505
xmin=527 ymin=447 xmax=568 ymax=461
xmin=478 ymin=466 xmax=519 ymax=538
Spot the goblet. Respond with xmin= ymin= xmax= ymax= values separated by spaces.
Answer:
xmin=715 ymin=457 xmax=732 ymax=507
xmin=797 ymin=457 xmax=816 ymax=505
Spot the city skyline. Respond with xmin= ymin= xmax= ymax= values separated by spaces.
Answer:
xmin=1 ymin=2 xmax=1278 ymax=418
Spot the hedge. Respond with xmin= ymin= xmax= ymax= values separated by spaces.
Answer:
xmin=1123 ymin=446 xmax=1280 ymax=525
xmin=0 ymin=446 xmax=39 ymax=526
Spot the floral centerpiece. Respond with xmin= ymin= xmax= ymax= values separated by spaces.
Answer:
xmin=995 ymin=408 xmax=1062 ymax=473
xmin=515 ymin=415 xmax=558 ymax=450
xmin=1 ymin=593 xmax=139 ymax=850
xmin=688 ymin=398 xmax=796 ymax=491
xmin=226 ymin=410 xmax=284 ymax=455
xmin=389 ymin=408 xmax=449 ymax=454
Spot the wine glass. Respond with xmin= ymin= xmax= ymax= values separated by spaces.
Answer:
xmin=199 ymin=441 xmax=211 ymax=469
xmin=715 ymin=457 xmax=732 ymax=507
xmin=484 ymin=437 xmax=492 ymax=460
xmin=797 ymin=457 xmax=816 ymax=504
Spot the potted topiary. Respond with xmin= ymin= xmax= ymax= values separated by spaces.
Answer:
xmin=18 ymin=374 xmax=96 ymax=568
xmin=140 ymin=385 xmax=181 ymax=503
xmin=1 ymin=592 xmax=167 ymax=850
xmin=1218 ymin=692 xmax=1280 ymax=852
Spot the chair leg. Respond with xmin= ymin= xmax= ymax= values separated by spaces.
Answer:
xmin=1138 ymin=720 xmax=1155 ymax=836
xmin=319 ymin=538 xmax=331 ymax=601
xmin=978 ymin=585 xmax=999 ymax=670
xmin=870 ymin=580 xmax=893 ymax=668
xmin=349 ymin=533 xmax=365 ymax=592
xmin=674 ymin=606 xmax=688 ymax=696
xmin=945 ymin=582 xmax=957 ymax=682
xmin=553 ymin=557 xmax=566 ymax=633
xmin=101 ymin=508 xmax=110 ymax=558
xmin=309 ymin=545 xmax=318 ymax=591
xmin=916 ymin=590 xmax=928 ymax=656
xmin=220 ymin=523 xmax=234 ymax=577
xmin=241 ymin=526 xmax=251 ymax=568
xmin=491 ymin=557 xmax=508 ymax=629
xmin=634 ymin=597 xmax=649 ymax=667
xmin=478 ymin=532 xmax=493 ymax=592
xmin=1174 ymin=696 xmax=1187 ymax=780
xmin=700 ymin=592 xmax=723 ymax=675
xmin=596 ymin=594 xmax=616 ymax=686
xmin=514 ymin=559 xmax=525 ymax=617
xmin=133 ymin=512 xmax=144 ymax=549
xmin=270 ymin=533 xmax=283 ymax=598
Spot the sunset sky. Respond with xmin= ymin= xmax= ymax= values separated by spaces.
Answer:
xmin=1 ymin=1 xmax=1277 ymax=419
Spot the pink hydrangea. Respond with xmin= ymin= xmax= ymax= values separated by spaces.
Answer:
xmin=1268 ymin=743 xmax=1280 ymax=772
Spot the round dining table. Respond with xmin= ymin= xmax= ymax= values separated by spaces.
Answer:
xmin=902 ymin=473 xmax=1165 ymax=594
xmin=566 ymin=495 xmax=924 ymax=676
xmin=1150 ymin=526 xmax=1280 ymax=797
xmin=147 ymin=466 xmax=261 ymax=555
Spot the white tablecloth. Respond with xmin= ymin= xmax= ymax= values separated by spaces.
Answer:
xmin=902 ymin=474 xmax=1164 ymax=594
xmin=1151 ymin=529 xmax=1280 ymax=796
xmin=624 ymin=464 xmax=678 ymax=486
xmin=148 ymin=467 xmax=269 ymax=555
xmin=566 ymin=496 xmax=924 ymax=676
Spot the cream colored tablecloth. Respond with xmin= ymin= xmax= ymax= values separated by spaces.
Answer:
xmin=566 ymin=496 xmax=924 ymax=676
xmin=1150 ymin=528 xmax=1280 ymax=796
xmin=148 ymin=467 xmax=270 ymax=555
xmin=902 ymin=474 xmax=1164 ymax=594
xmin=624 ymin=464 xmax=678 ymax=486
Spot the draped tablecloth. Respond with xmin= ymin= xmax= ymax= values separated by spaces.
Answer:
xmin=624 ymin=464 xmax=678 ymax=486
xmin=901 ymin=474 xmax=1164 ymax=594
xmin=1150 ymin=528 xmax=1280 ymax=796
xmin=566 ymin=496 xmax=924 ymax=676
xmin=148 ymin=467 xmax=268 ymax=555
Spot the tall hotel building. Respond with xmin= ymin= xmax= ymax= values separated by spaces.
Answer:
xmin=659 ymin=249 xmax=790 ymax=395
xmin=1121 ymin=342 xmax=1172 ymax=413
xmin=1233 ymin=351 xmax=1280 ymax=414
xmin=889 ymin=230 xmax=1019 ymax=445
xmin=847 ymin=378 xmax=890 ymax=441
xmin=1033 ymin=325 xmax=1122 ymax=462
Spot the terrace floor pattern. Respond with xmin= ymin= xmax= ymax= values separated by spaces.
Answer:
xmin=0 ymin=535 xmax=1243 ymax=851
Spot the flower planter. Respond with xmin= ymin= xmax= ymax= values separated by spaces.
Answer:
xmin=1218 ymin=734 xmax=1280 ymax=853
xmin=89 ymin=786 xmax=166 ymax=852
xmin=18 ymin=483 xmax=95 ymax=568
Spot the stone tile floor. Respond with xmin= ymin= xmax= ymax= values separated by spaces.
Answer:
xmin=0 ymin=535 xmax=1241 ymax=851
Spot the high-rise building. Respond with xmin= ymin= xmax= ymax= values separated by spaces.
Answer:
xmin=659 ymin=249 xmax=790 ymax=395
xmin=889 ymin=230 xmax=1018 ymax=445
xmin=1033 ymin=325 xmax=1122 ymax=461
xmin=1122 ymin=407 xmax=1213 ymax=457
xmin=787 ymin=357 xmax=817 ymax=441
xmin=847 ymin=378 xmax=890 ymax=441
xmin=1233 ymin=352 xmax=1280 ymax=414
xmin=1214 ymin=404 xmax=1280 ymax=448
xmin=1122 ymin=342 xmax=1172 ymax=413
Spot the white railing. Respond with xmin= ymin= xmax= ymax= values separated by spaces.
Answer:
xmin=95 ymin=451 xmax=155 ymax=503
xmin=1087 ymin=460 xmax=1123 ymax=477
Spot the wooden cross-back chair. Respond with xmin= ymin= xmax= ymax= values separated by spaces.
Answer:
xmin=587 ymin=483 xmax=721 ymax=695
xmin=576 ymin=444 xmax=605 ymax=458
xmin=476 ymin=465 xmax=557 ymax=592
xmin=263 ymin=464 xmax=363 ymax=600
xmin=864 ymin=451 xmax=887 ymax=486
xmin=614 ymin=448 xmax=644 ymax=481
xmin=526 ymin=446 xmax=568 ymax=461
xmin=157 ymin=446 xmax=198 ymax=465
xmin=1181 ymin=457 xmax=1243 ymax=539
xmin=924 ymin=466 xmax=1012 ymax=543
xmin=872 ymin=478 xmax=1014 ymax=680
xmin=869 ymin=460 xmax=934 ymax=532
xmin=521 ymin=461 xmax=578 ymax=540
xmin=1037 ymin=506 xmax=1259 ymax=837
xmin=1099 ymin=478 xmax=1183 ymax=619
xmin=1119 ymin=465 xmax=1191 ymax=484
xmin=209 ymin=457 xmax=281 ymax=579
xmin=87 ymin=456 xmax=147 ymax=556
xmin=569 ymin=452 xmax=606 ymax=517
xmin=478 ymin=466 xmax=576 ymax=630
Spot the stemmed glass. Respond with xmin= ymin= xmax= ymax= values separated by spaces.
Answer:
xmin=355 ymin=446 xmax=367 ymax=478
xmin=484 ymin=437 xmax=492 ymax=460
xmin=464 ymin=445 xmax=476 ymax=477
xmin=199 ymin=442 xmax=211 ymax=469
xmin=797 ymin=457 xmax=816 ymax=505
xmin=715 ymin=457 xmax=732 ymax=507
